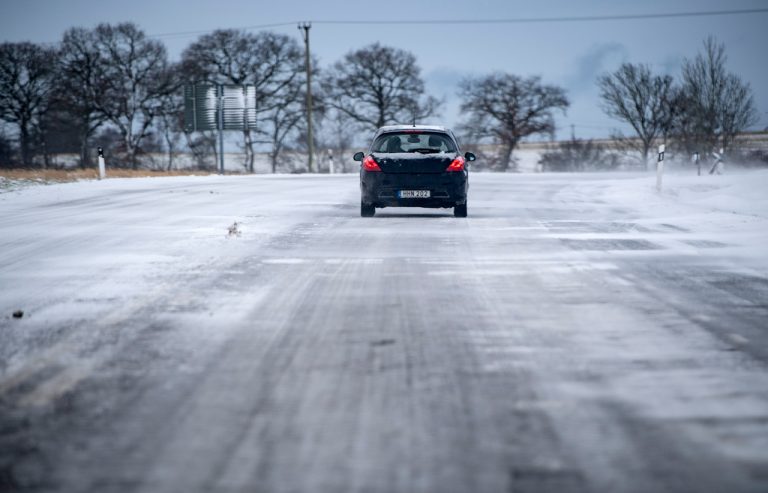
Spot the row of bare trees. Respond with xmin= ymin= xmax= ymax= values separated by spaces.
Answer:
xmin=0 ymin=42 xmax=56 ymax=167
xmin=0 ymin=21 xmax=575 ymax=172
xmin=1 ymin=24 xmax=174 ymax=169
xmin=0 ymin=27 xmax=759 ymax=172
xmin=597 ymin=37 xmax=757 ymax=167
xmin=0 ymin=24 xmax=310 ymax=171
xmin=0 ymin=24 xmax=445 ymax=171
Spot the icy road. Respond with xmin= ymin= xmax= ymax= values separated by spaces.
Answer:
xmin=1 ymin=172 xmax=768 ymax=492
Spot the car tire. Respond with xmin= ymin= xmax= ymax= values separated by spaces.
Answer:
xmin=454 ymin=203 xmax=467 ymax=218
xmin=361 ymin=202 xmax=375 ymax=217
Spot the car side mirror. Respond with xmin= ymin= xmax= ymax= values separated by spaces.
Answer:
xmin=464 ymin=152 xmax=476 ymax=162
xmin=353 ymin=152 xmax=364 ymax=162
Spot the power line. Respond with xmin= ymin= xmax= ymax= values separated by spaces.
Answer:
xmin=313 ymin=8 xmax=768 ymax=26
xmin=33 ymin=21 xmax=300 ymax=45
xmin=149 ymin=22 xmax=296 ymax=39
xmin=145 ymin=8 xmax=768 ymax=39
xmin=26 ymin=8 xmax=768 ymax=44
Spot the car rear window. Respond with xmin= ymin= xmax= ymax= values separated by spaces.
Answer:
xmin=372 ymin=132 xmax=457 ymax=154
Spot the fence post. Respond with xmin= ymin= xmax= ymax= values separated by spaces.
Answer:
xmin=97 ymin=147 xmax=106 ymax=180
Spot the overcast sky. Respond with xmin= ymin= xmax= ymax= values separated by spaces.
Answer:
xmin=1 ymin=0 xmax=766 ymax=141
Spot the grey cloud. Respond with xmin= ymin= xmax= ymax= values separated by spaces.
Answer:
xmin=565 ymin=42 xmax=629 ymax=93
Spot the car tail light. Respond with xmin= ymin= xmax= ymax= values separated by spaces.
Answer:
xmin=446 ymin=156 xmax=465 ymax=172
xmin=363 ymin=155 xmax=382 ymax=172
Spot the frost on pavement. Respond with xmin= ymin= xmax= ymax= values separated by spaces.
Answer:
xmin=0 ymin=171 xmax=767 ymax=492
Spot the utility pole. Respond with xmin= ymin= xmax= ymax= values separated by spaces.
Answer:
xmin=298 ymin=22 xmax=314 ymax=173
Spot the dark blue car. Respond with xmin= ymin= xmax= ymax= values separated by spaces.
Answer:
xmin=354 ymin=125 xmax=476 ymax=217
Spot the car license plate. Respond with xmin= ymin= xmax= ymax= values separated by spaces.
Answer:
xmin=399 ymin=190 xmax=430 ymax=198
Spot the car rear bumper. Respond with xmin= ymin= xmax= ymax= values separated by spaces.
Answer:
xmin=361 ymin=171 xmax=468 ymax=208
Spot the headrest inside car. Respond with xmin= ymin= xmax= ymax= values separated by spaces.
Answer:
xmin=428 ymin=135 xmax=443 ymax=147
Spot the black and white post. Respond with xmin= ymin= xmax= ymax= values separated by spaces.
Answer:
xmin=710 ymin=148 xmax=724 ymax=175
xmin=217 ymin=84 xmax=225 ymax=175
xmin=97 ymin=147 xmax=106 ymax=180
xmin=656 ymin=144 xmax=665 ymax=192
xmin=693 ymin=151 xmax=700 ymax=176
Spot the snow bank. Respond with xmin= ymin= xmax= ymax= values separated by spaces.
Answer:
xmin=553 ymin=169 xmax=768 ymax=270
xmin=599 ymin=170 xmax=768 ymax=218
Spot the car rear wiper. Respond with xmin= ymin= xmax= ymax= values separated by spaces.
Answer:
xmin=410 ymin=148 xmax=440 ymax=154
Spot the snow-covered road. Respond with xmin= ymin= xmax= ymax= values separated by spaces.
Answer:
xmin=1 ymin=171 xmax=767 ymax=492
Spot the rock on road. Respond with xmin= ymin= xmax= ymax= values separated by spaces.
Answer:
xmin=1 ymin=172 xmax=767 ymax=492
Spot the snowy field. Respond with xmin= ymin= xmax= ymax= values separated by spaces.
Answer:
xmin=1 ymin=171 xmax=767 ymax=492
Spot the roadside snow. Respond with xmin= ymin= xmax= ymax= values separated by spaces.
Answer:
xmin=552 ymin=169 xmax=768 ymax=270
xmin=0 ymin=176 xmax=69 ymax=193
xmin=599 ymin=169 xmax=768 ymax=218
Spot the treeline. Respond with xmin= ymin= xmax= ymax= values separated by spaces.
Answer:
xmin=0 ymin=25 xmax=760 ymax=172
xmin=541 ymin=36 xmax=760 ymax=172
xmin=0 ymin=24 xmax=444 ymax=171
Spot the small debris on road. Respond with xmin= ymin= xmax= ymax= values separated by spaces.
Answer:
xmin=12 ymin=310 xmax=24 ymax=319
xmin=371 ymin=339 xmax=396 ymax=347
xmin=227 ymin=222 xmax=241 ymax=238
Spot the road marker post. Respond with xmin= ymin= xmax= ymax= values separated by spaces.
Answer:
xmin=693 ymin=152 xmax=700 ymax=176
xmin=710 ymin=148 xmax=724 ymax=175
xmin=97 ymin=147 xmax=106 ymax=180
xmin=217 ymin=84 xmax=225 ymax=175
xmin=327 ymin=149 xmax=334 ymax=174
xmin=656 ymin=144 xmax=665 ymax=192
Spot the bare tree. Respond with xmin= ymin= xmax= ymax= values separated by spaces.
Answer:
xmin=597 ymin=63 xmax=674 ymax=168
xmin=316 ymin=110 xmax=357 ymax=173
xmin=181 ymin=30 xmax=303 ymax=172
xmin=0 ymin=42 xmax=56 ymax=166
xmin=0 ymin=127 xmax=15 ymax=168
xmin=675 ymin=37 xmax=757 ymax=155
xmin=266 ymin=77 xmax=305 ymax=173
xmin=154 ymin=64 xmax=186 ymax=170
xmin=91 ymin=23 xmax=173 ymax=169
xmin=720 ymin=81 xmax=756 ymax=150
xmin=157 ymin=95 xmax=184 ymax=170
xmin=458 ymin=73 xmax=568 ymax=171
xmin=321 ymin=43 xmax=438 ymax=132
xmin=57 ymin=27 xmax=109 ymax=168
xmin=266 ymin=54 xmax=325 ymax=174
